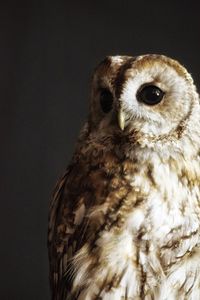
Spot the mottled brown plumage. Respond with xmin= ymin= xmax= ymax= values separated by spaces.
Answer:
xmin=48 ymin=54 xmax=200 ymax=299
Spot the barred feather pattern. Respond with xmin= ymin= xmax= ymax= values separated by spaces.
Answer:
xmin=48 ymin=54 xmax=200 ymax=299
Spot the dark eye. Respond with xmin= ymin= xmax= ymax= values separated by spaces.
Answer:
xmin=137 ymin=85 xmax=165 ymax=105
xmin=100 ymin=89 xmax=113 ymax=113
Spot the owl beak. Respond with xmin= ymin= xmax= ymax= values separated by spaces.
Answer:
xmin=118 ymin=109 xmax=125 ymax=131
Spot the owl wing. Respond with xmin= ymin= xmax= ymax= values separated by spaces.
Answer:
xmin=48 ymin=157 xmax=99 ymax=299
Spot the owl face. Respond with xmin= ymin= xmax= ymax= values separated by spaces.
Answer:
xmin=89 ymin=55 xmax=198 ymax=144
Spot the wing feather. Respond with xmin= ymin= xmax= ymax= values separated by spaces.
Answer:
xmin=48 ymin=124 xmax=122 ymax=299
xmin=48 ymin=159 xmax=95 ymax=299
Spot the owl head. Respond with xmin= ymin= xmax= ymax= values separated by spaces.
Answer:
xmin=89 ymin=54 xmax=199 ymax=147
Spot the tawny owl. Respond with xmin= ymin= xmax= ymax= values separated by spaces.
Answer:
xmin=48 ymin=54 xmax=200 ymax=300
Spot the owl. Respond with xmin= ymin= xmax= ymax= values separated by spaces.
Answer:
xmin=48 ymin=54 xmax=200 ymax=300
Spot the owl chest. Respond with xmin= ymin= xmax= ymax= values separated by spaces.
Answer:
xmin=116 ymin=160 xmax=200 ymax=249
xmin=71 ymin=156 xmax=200 ymax=299
xmin=90 ymin=159 xmax=200 ymax=268
xmin=83 ymin=163 xmax=200 ymax=298
xmin=89 ymin=154 xmax=200 ymax=256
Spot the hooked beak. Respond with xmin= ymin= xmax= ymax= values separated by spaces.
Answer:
xmin=117 ymin=109 xmax=126 ymax=131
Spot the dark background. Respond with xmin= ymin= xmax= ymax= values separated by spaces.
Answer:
xmin=1 ymin=1 xmax=200 ymax=299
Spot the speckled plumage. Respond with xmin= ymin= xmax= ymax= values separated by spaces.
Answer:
xmin=48 ymin=54 xmax=200 ymax=299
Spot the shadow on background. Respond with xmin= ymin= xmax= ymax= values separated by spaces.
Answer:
xmin=1 ymin=1 xmax=200 ymax=299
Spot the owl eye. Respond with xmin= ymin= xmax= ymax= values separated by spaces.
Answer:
xmin=137 ymin=85 xmax=165 ymax=105
xmin=100 ymin=89 xmax=113 ymax=113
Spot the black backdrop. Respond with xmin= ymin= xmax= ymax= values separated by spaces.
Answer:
xmin=1 ymin=1 xmax=200 ymax=299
